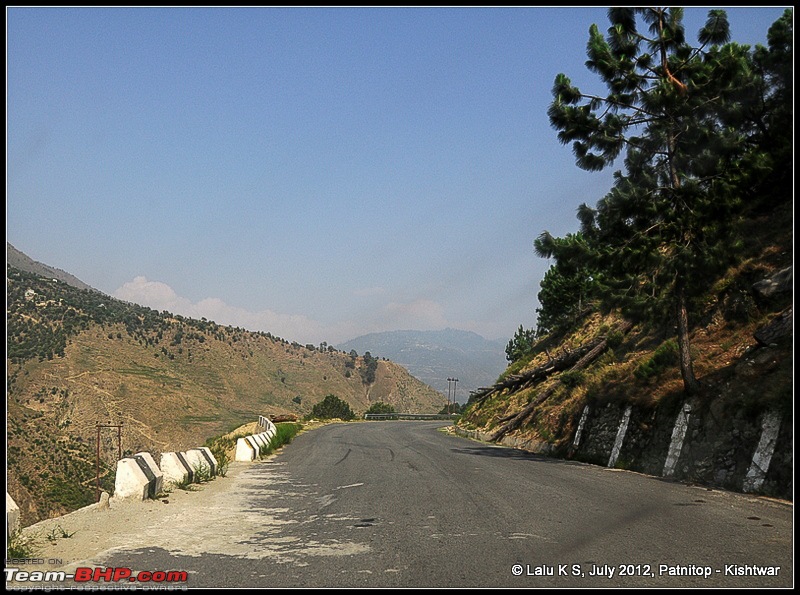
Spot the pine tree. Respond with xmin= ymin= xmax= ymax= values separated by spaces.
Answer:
xmin=533 ymin=231 xmax=598 ymax=336
xmin=505 ymin=324 xmax=536 ymax=363
xmin=547 ymin=8 xmax=768 ymax=394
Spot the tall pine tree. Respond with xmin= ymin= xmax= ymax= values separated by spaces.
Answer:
xmin=547 ymin=8 xmax=767 ymax=394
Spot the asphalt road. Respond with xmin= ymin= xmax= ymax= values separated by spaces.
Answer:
xmin=46 ymin=421 xmax=794 ymax=588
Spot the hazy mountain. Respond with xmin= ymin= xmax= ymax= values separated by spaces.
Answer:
xmin=338 ymin=329 xmax=509 ymax=403
xmin=7 ymin=242 xmax=98 ymax=293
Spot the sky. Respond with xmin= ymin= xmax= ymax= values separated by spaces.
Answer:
xmin=6 ymin=6 xmax=790 ymax=346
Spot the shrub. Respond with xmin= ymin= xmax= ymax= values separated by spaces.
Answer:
xmin=192 ymin=461 xmax=213 ymax=483
xmin=365 ymin=402 xmax=396 ymax=415
xmin=634 ymin=340 xmax=679 ymax=382
xmin=211 ymin=447 xmax=230 ymax=478
xmin=309 ymin=394 xmax=355 ymax=421
xmin=258 ymin=423 xmax=302 ymax=458
xmin=7 ymin=530 xmax=40 ymax=559
xmin=560 ymin=369 xmax=585 ymax=388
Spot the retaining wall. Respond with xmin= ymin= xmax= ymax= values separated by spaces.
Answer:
xmin=456 ymin=400 xmax=792 ymax=499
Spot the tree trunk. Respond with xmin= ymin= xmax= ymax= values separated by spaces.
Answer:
xmin=675 ymin=284 xmax=699 ymax=394
xmin=490 ymin=319 xmax=633 ymax=442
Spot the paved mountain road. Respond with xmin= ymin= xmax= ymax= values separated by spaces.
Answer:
xmin=13 ymin=421 xmax=793 ymax=588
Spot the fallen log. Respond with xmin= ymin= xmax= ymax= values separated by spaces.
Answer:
xmin=472 ymin=340 xmax=602 ymax=409
xmin=490 ymin=320 xmax=633 ymax=442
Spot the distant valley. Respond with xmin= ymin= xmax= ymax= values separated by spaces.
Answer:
xmin=6 ymin=244 xmax=446 ymax=526
xmin=338 ymin=329 xmax=509 ymax=403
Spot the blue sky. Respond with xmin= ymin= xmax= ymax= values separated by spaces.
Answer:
xmin=6 ymin=6 xmax=789 ymax=345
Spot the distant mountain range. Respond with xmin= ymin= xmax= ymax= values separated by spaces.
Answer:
xmin=338 ymin=329 xmax=509 ymax=403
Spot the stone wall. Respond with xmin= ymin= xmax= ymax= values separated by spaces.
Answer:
xmin=457 ymin=398 xmax=792 ymax=500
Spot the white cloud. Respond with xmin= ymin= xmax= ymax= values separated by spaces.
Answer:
xmin=113 ymin=276 xmax=326 ymax=344
xmin=114 ymin=276 xmax=194 ymax=313
xmin=113 ymin=277 xmax=456 ymax=345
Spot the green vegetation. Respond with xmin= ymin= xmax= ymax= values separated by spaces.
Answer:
xmin=559 ymin=369 xmax=586 ymax=389
xmin=634 ymin=340 xmax=680 ymax=382
xmin=532 ymin=233 xmax=598 ymax=338
xmin=205 ymin=426 xmax=258 ymax=477
xmin=439 ymin=402 xmax=465 ymax=415
xmin=212 ymin=448 xmax=230 ymax=478
xmin=6 ymin=530 xmax=40 ymax=559
xmin=510 ymin=8 xmax=794 ymax=395
xmin=365 ymin=402 xmax=396 ymax=415
xmin=45 ymin=524 xmax=76 ymax=544
xmin=272 ymin=422 xmax=301 ymax=448
xmin=5 ymin=266 xmax=288 ymax=366
xmin=309 ymin=394 xmax=356 ymax=421
xmin=505 ymin=325 xmax=536 ymax=362
xmin=192 ymin=461 xmax=214 ymax=483
xmin=359 ymin=352 xmax=379 ymax=384
xmin=259 ymin=422 xmax=302 ymax=458
xmin=44 ymin=477 xmax=95 ymax=512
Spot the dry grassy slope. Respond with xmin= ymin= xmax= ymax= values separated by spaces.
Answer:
xmin=459 ymin=201 xmax=793 ymax=451
xmin=6 ymin=306 xmax=445 ymax=527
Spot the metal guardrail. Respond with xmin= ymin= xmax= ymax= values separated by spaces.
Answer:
xmin=363 ymin=413 xmax=458 ymax=420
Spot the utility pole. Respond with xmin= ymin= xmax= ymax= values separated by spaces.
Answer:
xmin=447 ymin=377 xmax=459 ymax=413
xmin=446 ymin=377 xmax=453 ymax=411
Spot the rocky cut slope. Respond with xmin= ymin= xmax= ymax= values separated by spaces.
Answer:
xmin=6 ymin=265 xmax=446 ymax=526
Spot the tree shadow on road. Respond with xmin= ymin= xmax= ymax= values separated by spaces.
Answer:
xmin=449 ymin=444 xmax=589 ymax=468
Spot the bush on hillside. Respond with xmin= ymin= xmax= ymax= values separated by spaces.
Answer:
xmin=365 ymin=402 xmax=396 ymax=415
xmin=309 ymin=394 xmax=355 ymax=421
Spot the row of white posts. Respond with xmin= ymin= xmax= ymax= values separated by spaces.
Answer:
xmin=234 ymin=416 xmax=277 ymax=462
xmin=115 ymin=417 xmax=279 ymax=500
xmin=114 ymin=447 xmax=219 ymax=501
xmin=114 ymin=415 xmax=277 ymax=500
xmin=5 ymin=448 xmax=219 ymax=539
xmin=6 ymin=417 xmax=281 ymax=538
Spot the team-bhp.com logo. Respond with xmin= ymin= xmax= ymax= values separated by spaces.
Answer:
xmin=6 ymin=566 xmax=188 ymax=584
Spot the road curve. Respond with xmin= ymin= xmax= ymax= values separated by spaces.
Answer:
xmin=28 ymin=421 xmax=793 ymax=588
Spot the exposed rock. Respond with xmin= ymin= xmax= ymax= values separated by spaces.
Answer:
xmin=753 ymin=307 xmax=792 ymax=346
xmin=271 ymin=414 xmax=299 ymax=423
xmin=752 ymin=266 xmax=792 ymax=300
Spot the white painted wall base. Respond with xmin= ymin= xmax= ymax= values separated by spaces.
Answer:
xmin=573 ymin=405 xmax=590 ymax=448
xmin=663 ymin=403 xmax=692 ymax=477
xmin=743 ymin=411 xmax=781 ymax=493
xmin=608 ymin=405 xmax=632 ymax=468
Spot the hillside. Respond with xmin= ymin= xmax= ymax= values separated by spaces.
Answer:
xmin=337 ymin=328 xmax=508 ymax=401
xmin=6 ymin=265 xmax=446 ymax=526
xmin=7 ymin=242 xmax=97 ymax=292
xmin=457 ymin=200 xmax=793 ymax=499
